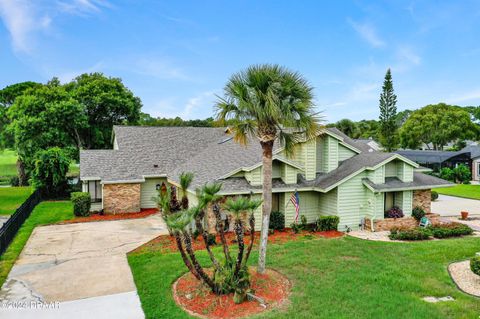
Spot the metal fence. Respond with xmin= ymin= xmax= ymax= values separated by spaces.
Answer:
xmin=0 ymin=189 xmax=42 ymax=256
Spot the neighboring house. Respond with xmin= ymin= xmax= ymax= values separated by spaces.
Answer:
xmin=80 ymin=126 xmax=452 ymax=231
xmin=396 ymin=145 xmax=480 ymax=181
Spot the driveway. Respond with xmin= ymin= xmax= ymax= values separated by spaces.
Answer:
xmin=432 ymin=195 xmax=480 ymax=217
xmin=0 ymin=214 xmax=168 ymax=319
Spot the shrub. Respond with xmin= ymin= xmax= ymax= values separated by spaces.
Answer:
xmin=389 ymin=227 xmax=431 ymax=241
xmin=439 ymin=167 xmax=455 ymax=182
xmin=411 ymin=206 xmax=426 ymax=221
xmin=31 ymin=147 xmax=71 ymax=197
xmin=454 ymin=164 xmax=471 ymax=183
xmin=316 ymin=215 xmax=340 ymax=231
xmin=429 ymin=223 xmax=473 ymax=238
xmin=300 ymin=215 xmax=307 ymax=229
xmin=471 ymin=256 xmax=480 ymax=276
xmin=269 ymin=211 xmax=285 ymax=230
xmin=431 ymin=191 xmax=439 ymax=201
xmin=207 ymin=233 xmax=217 ymax=246
xmin=71 ymin=192 xmax=91 ymax=217
xmin=9 ymin=176 xmax=19 ymax=187
xmin=385 ymin=206 xmax=404 ymax=219
xmin=290 ymin=223 xmax=301 ymax=234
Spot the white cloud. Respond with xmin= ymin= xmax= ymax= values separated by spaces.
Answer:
xmin=348 ymin=19 xmax=385 ymax=48
xmin=181 ymin=91 xmax=216 ymax=119
xmin=134 ymin=57 xmax=191 ymax=81
xmin=0 ymin=0 xmax=110 ymax=53
xmin=148 ymin=91 xmax=217 ymax=119
xmin=0 ymin=0 xmax=51 ymax=53
xmin=445 ymin=88 xmax=480 ymax=104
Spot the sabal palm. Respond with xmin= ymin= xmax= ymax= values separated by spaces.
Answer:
xmin=179 ymin=172 xmax=194 ymax=209
xmin=215 ymin=64 xmax=321 ymax=273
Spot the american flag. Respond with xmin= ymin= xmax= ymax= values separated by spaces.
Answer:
xmin=290 ymin=191 xmax=300 ymax=222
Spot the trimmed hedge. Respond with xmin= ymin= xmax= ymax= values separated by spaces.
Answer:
xmin=269 ymin=211 xmax=285 ymax=230
xmin=429 ymin=223 xmax=473 ymax=238
xmin=389 ymin=227 xmax=431 ymax=241
xmin=317 ymin=215 xmax=340 ymax=231
xmin=431 ymin=191 xmax=439 ymax=201
xmin=71 ymin=192 xmax=91 ymax=217
xmin=471 ymin=256 xmax=480 ymax=276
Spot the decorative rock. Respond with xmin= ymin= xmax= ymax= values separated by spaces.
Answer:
xmin=422 ymin=296 xmax=454 ymax=303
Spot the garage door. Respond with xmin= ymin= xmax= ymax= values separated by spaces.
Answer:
xmin=141 ymin=178 xmax=166 ymax=208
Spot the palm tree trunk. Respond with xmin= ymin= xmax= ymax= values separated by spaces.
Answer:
xmin=242 ymin=214 xmax=255 ymax=268
xmin=182 ymin=230 xmax=216 ymax=291
xmin=195 ymin=211 xmax=221 ymax=271
xmin=173 ymin=231 xmax=200 ymax=280
xmin=233 ymin=219 xmax=244 ymax=277
xmin=212 ymin=203 xmax=232 ymax=264
xmin=257 ymin=140 xmax=273 ymax=274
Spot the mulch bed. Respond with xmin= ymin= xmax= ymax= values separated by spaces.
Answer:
xmin=173 ymin=268 xmax=291 ymax=319
xmin=131 ymin=229 xmax=343 ymax=254
xmin=57 ymin=208 xmax=159 ymax=224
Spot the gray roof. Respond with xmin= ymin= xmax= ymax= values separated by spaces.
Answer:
xmin=395 ymin=149 xmax=469 ymax=164
xmin=461 ymin=145 xmax=480 ymax=159
xmin=362 ymin=173 xmax=454 ymax=192
xmin=80 ymin=125 xmax=446 ymax=194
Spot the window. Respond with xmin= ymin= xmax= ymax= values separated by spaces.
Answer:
xmin=86 ymin=181 xmax=102 ymax=202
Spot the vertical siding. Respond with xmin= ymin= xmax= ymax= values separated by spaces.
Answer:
xmin=402 ymin=190 xmax=413 ymax=215
xmin=316 ymin=137 xmax=323 ymax=173
xmin=394 ymin=191 xmax=403 ymax=208
xmin=282 ymin=165 xmax=298 ymax=184
xmin=245 ymin=166 xmax=262 ymax=185
xmin=251 ymin=193 xmax=263 ymax=230
xmin=304 ymin=139 xmax=316 ymax=180
xmin=369 ymin=166 xmax=385 ymax=184
xmin=375 ymin=192 xmax=384 ymax=218
xmin=140 ymin=178 xmax=167 ymax=208
xmin=337 ymin=172 xmax=367 ymax=231
xmin=272 ymin=161 xmax=282 ymax=178
xmin=322 ymin=136 xmax=338 ymax=172
xmin=403 ymin=165 xmax=414 ymax=182
xmin=318 ymin=189 xmax=338 ymax=215
xmin=338 ymin=144 xmax=356 ymax=161
xmin=284 ymin=191 xmax=320 ymax=225
xmin=396 ymin=162 xmax=404 ymax=181
xmin=385 ymin=161 xmax=397 ymax=177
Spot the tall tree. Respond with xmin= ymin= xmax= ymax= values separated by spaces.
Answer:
xmin=0 ymin=81 xmax=41 ymax=150
xmin=66 ymin=73 xmax=142 ymax=149
xmin=328 ymin=119 xmax=360 ymax=138
xmin=400 ymin=103 xmax=478 ymax=150
xmin=378 ymin=69 xmax=399 ymax=152
xmin=215 ymin=64 xmax=321 ymax=273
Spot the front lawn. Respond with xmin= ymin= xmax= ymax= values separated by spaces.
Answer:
xmin=0 ymin=149 xmax=17 ymax=185
xmin=436 ymin=184 xmax=480 ymax=200
xmin=0 ymin=201 xmax=73 ymax=286
xmin=0 ymin=186 xmax=33 ymax=215
xmin=128 ymin=236 xmax=480 ymax=319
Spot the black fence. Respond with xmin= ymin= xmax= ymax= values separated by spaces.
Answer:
xmin=0 ymin=189 xmax=42 ymax=256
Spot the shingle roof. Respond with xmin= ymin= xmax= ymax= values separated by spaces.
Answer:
xmin=362 ymin=173 xmax=454 ymax=192
xmin=395 ymin=149 xmax=470 ymax=163
xmin=80 ymin=125 xmax=445 ymax=194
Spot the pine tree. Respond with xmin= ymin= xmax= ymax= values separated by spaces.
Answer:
xmin=378 ymin=69 xmax=398 ymax=152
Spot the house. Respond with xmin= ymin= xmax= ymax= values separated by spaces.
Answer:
xmin=396 ymin=145 xmax=480 ymax=181
xmin=80 ymin=126 xmax=453 ymax=231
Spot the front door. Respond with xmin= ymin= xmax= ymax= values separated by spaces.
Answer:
xmin=384 ymin=192 xmax=394 ymax=211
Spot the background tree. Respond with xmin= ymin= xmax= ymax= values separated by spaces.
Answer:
xmin=7 ymin=79 xmax=86 ymax=184
xmin=215 ymin=64 xmax=321 ymax=273
xmin=0 ymin=81 xmax=41 ymax=150
xmin=327 ymin=119 xmax=359 ymax=138
xmin=378 ymin=69 xmax=399 ymax=152
xmin=399 ymin=103 xmax=478 ymax=150
xmin=30 ymin=147 xmax=71 ymax=197
xmin=356 ymin=119 xmax=380 ymax=139
xmin=66 ymin=73 xmax=142 ymax=149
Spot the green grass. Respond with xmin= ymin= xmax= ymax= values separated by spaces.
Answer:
xmin=128 ymin=236 xmax=480 ymax=319
xmin=436 ymin=184 xmax=480 ymax=200
xmin=0 ymin=149 xmax=18 ymax=185
xmin=0 ymin=201 xmax=74 ymax=286
xmin=0 ymin=187 xmax=33 ymax=215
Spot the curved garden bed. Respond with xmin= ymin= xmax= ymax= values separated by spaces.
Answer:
xmin=448 ymin=260 xmax=480 ymax=297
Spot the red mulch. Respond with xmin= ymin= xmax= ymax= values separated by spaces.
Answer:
xmin=132 ymin=229 xmax=343 ymax=254
xmin=58 ymin=208 xmax=159 ymax=224
xmin=173 ymin=268 xmax=291 ymax=319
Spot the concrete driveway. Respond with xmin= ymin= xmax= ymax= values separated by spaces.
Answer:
xmin=432 ymin=195 xmax=480 ymax=217
xmin=0 ymin=214 xmax=168 ymax=319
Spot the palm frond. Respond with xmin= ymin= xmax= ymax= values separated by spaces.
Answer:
xmin=179 ymin=172 xmax=194 ymax=193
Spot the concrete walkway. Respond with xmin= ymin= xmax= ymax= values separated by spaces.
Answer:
xmin=0 ymin=216 xmax=9 ymax=228
xmin=0 ymin=214 xmax=168 ymax=318
xmin=432 ymin=195 xmax=480 ymax=217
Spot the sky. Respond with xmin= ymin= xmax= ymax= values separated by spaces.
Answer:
xmin=1 ymin=1 xmax=480 ymax=123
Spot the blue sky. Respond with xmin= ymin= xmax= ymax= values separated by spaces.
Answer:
xmin=1 ymin=1 xmax=480 ymax=123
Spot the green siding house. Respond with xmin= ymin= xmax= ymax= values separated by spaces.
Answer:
xmin=80 ymin=126 xmax=452 ymax=231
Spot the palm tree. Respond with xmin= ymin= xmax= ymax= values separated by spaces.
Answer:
xmin=179 ymin=172 xmax=194 ymax=209
xmin=215 ymin=64 xmax=321 ymax=273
